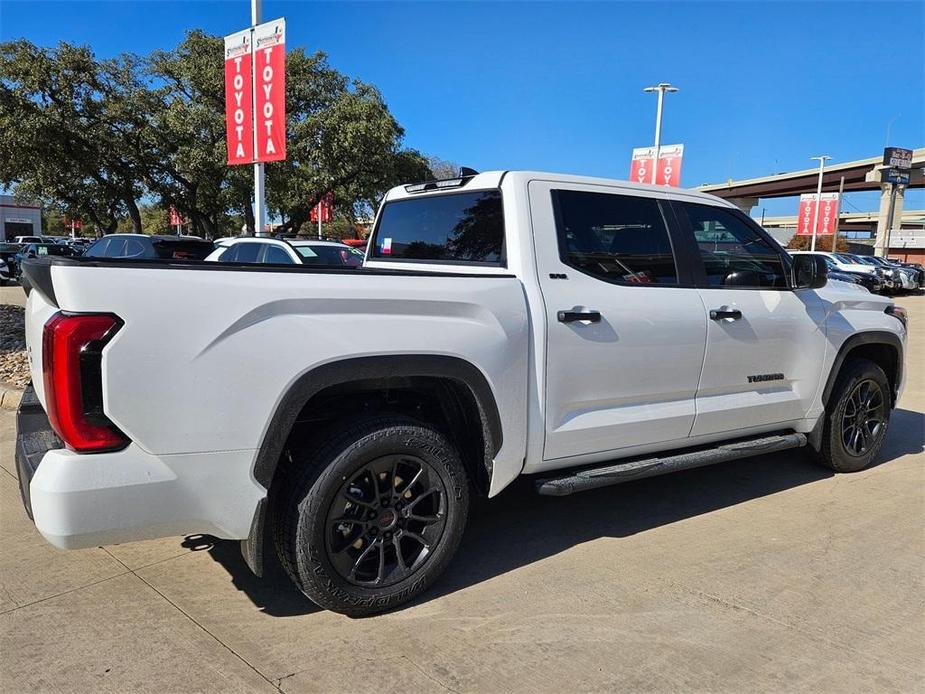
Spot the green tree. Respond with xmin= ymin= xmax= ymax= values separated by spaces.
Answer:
xmin=0 ymin=34 xmax=444 ymax=237
xmin=786 ymin=233 xmax=849 ymax=252
xmin=0 ymin=41 xmax=150 ymax=232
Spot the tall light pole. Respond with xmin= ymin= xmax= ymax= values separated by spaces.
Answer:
xmin=643 ymin=82 xmax=678 ymax=184
xmin=252 ymin=0 xmax=266 ymax=237
xmin=809 ymin=155 xmax=831 ymax=252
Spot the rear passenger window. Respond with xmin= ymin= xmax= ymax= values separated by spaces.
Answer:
xmin=105 ymin=238 xmax=127 ymax=257
xmin=553 ymin=190 xmax=678 ymax=284
xmin=680 ymin=203 xmax=788 ymax=288
xmin=263 ymin=246 xmax=293 ymax=264
xmin=84 ymin=239 xmax=110 ymax=257
xmin=123 ymin=239 xmax=147 ymax=258
xmin=218 ymin=245 xmax=237 ymax=262
xmin=231 ymin=243 xmax=262 ymax=264
xmin=369 ymin=190 xmax=504 ymax=264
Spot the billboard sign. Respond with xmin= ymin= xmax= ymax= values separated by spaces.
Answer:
xmin=796 ymin=193 xmax=839 ymax=236
xmin=224 ymin=28 xmax=254 ymax=165
xmin=882 ymin=147 xmax=912 ymax=170
xmin=630 ymin=144 xmax=684 ymax=187
xmin=253 ymin=18 xmax=286 ymax=162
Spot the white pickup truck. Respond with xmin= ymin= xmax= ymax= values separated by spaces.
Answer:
xmin=16 ymin=171 xmax=907 ymax=616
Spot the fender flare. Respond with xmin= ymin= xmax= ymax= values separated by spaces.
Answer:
xmin=251 ymin=354 xmax=503 ymax=490
xmin=821 ymin=330 xmax=903 ymax=407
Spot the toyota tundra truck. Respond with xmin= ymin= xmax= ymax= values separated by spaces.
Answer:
xmin=15 ymin=171 xmax=907 ymax=616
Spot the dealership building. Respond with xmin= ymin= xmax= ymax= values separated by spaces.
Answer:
xmin=1 ymin=195 xmax=42 ymax=241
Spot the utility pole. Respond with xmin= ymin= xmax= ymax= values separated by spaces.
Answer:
xmin=884 ymin=183 xmax=900 ymax=258
xmin=643 ymin=83 xmax=678 ymax=185
xmin=809 ymin=155 xmax=831 ymax=252
xmin=252 ymin=0 xmax=267 ymax=237
xmin=833 ymin=175 xmax=844 ymax=252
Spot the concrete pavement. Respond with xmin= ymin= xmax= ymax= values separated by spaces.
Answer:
xmin=1 ymin=294 xmax=923 ymax=693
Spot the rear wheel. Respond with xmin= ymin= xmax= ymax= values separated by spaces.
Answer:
xmin=273 ymin=415 xmax=469 ymax=616
xmin=817 ymin=358 xmax=891 ymax=473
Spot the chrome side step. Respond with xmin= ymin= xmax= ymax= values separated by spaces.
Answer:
xmin=535 ymin=432 xmax=807 ymax=496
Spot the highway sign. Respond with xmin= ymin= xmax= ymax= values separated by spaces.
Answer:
xmin=885 ymin=168 xmax=910 ymax=185
xmin=882 ymin=147 xmax=912 ymax=170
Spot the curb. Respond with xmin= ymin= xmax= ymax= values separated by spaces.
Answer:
xmin=0 ymin=383 xmax=23 ymax=412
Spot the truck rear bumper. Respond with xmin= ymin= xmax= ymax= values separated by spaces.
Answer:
xmin=15 ymin=385 xmax=265 ymax=550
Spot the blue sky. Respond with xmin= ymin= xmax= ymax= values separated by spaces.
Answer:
xmin=2 ymin=0 xmax=923 ymax=215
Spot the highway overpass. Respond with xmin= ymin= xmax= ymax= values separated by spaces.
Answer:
xmin=698 ymin=147 xmax=924 ymax=256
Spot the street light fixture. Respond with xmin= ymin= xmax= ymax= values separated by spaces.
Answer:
xmin=643 ymin=82 xmax=679 ymax=185
xmin=809 ymin=155 xmax=832 ymax=252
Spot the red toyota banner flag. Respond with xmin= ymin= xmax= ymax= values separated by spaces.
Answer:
xmin=797 ymin=193 xmax=840 ymax=235
xmin=797 ymin=195 xmax=816 ymax=235
xmin=630 ymin=147 xmax=655 ymax=184
xmin=656 ymin=144 xmax=684 ymax=187
xmin=224 ymin=28 xmax=254 ymax=165
xmin=310 ymin=192 xmax=334 ymax=223
xmin=816 ymin=193 xmax=840 ymax=236
xmin=253 ymin=18 xmax=286 ymax=163
xmin=630 ymin=144 xmax=684 ymax=186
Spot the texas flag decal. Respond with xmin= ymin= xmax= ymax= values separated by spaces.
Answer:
xmin=380 ymin=237 xmax=392 ymax=255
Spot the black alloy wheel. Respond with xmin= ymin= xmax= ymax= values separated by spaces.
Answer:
xmin=274 ymin=415 xmax=469 ymax=616
xmin=840 ymin=378 xmax=886 ymax=457
xmin=325 ymin=454 xmax=448 ymax=587
xmin=817 ymin=357 xmax=892 ymax=473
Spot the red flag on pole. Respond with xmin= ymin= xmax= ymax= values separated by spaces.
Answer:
xmin=224 ymin=29 xmax=254 ymax=165
xmin=253 ymin=19 xmax=286 ymax=163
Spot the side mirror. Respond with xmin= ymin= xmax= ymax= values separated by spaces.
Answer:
xmin=792 ymin=254 xmax=827 ymax=289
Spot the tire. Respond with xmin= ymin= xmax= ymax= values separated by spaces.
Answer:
xmin=273 ymin=415 xmax=470 ymax=616
xmin=816 ymin=358 xmax=891 ymax=473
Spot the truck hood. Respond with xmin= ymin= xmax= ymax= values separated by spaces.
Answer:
xmin=815 ymin=275 xmax=892 ymax=310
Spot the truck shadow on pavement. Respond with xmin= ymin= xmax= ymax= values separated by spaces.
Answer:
xmin=197 ymin=408 xmax=923 ymax=618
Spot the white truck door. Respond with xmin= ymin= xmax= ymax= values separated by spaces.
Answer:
xmin=528 ymin=181 xmax=707 ymax=463
xmin=670 ymin=200 xmax=828 ymax=436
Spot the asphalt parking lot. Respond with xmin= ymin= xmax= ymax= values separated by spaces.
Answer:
xmin=1 ymin=289 xmax=923 ymax=694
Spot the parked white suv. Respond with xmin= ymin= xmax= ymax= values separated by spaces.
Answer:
xmin=16 ymin=171 xmax=907 ymax=615
xmin=207 ymin=237 xmax=364 ymax=267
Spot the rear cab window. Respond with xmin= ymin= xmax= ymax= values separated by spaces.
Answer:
xmin=369 ymin=190 xmax=504 ymax=265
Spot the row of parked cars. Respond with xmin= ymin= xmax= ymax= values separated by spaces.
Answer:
xmin=0 ymin=233 xmax=368 ymax=284
xmin=789 ymin=250 xmax=923 ymax=295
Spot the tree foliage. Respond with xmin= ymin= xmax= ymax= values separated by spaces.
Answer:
xmin=785 ymin=232 xmax=849 ymax=252
xmin=0 ymin=34 xmax=435 ymax=236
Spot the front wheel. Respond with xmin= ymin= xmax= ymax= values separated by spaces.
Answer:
xmin=273 ymin=415 xmax=470 ymax=616
xmin=816 ymin=358 xmax=892 ymax=473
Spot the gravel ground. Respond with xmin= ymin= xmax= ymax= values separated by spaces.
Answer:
xmin=0 ymin=304 xmax=29 ymax=388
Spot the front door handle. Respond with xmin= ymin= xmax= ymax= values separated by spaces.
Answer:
xmin=710 ymin=308 xmax=742 ymax=320
xmin=558 ymin=309 xmax=601 ymax=323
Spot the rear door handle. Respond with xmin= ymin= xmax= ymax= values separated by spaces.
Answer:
xmin=710 ymin=308 xmax=742 ymax=320
xmin=558 ymin=309 xmax=601 ymax=323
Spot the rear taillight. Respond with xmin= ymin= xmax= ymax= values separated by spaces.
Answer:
xmin=42 ymin=312 xmax=128 ymax=453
